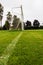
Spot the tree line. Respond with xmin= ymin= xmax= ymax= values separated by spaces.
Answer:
xmin=24 ymin=20 xmax=43 ymax=30
xmin=0 ymin=3 xmax=22 ymax=30
xmin=0 ymin=3 xmax=43 ymax=30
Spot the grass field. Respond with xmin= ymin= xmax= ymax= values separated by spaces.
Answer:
xmin=0 ymin=30 xmax=20 ymax=56
xmin=0 ymin=30 xmax=43 ymax=65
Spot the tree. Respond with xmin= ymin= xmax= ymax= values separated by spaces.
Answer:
xmin=0 ymin=3 xmax=3 ymax=27
xmin=3 ymin=20 xmax=10 ymax=30
xmin=3 ymin=25 xmax=7 ymax=30
xmin=25 ymin=20 xmax=31 ymax=29
xmin=26 ymin=20 xmax=31 ymax=27
xmin=12 ymin=15 xmax=21 ymax=30
xmin=7 ymin=12 xmax=12 ymax=27
xmin=33 ymin=19 xmax=40 ymax=28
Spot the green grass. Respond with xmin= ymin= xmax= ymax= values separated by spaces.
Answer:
xmin=0 ymin=30 xmax=43 ymax=65
xmin=7 ymin=30 xmax=43 ymax=65
xmin=0 ymin=30 xmax=20 ymax=56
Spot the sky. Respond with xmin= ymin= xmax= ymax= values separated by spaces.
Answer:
xmin=0 ymin=0 xmax=43 ymax=25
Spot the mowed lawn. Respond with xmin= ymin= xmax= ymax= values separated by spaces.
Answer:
xmin=0 ymin=30 xmax=43 ymax=65
xmin=0 ymin=30 xmax=20 ymax=56
xmin=7 ymin=30 xmax=43 ymax=65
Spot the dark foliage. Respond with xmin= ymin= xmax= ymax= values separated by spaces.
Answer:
xmin=7 ymin=12 xmax=12 ymax=21
xmin=33 ymin=19 xmax=40 ymax=28
xmin=3 ymin=25 xmax=7 ymax=30
xmin=24 ymin=20 xmax=31 ymax=29
xmin=26 ymin=20 xmax=31 ymax=27
xmin=3 ymin=20 xmax=10 ymax=30
xmin=0 ymin=3 xmax=3 ymax=20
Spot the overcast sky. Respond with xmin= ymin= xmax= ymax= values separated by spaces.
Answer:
xmin=0 ymin=0 xmax=43 ymax=25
